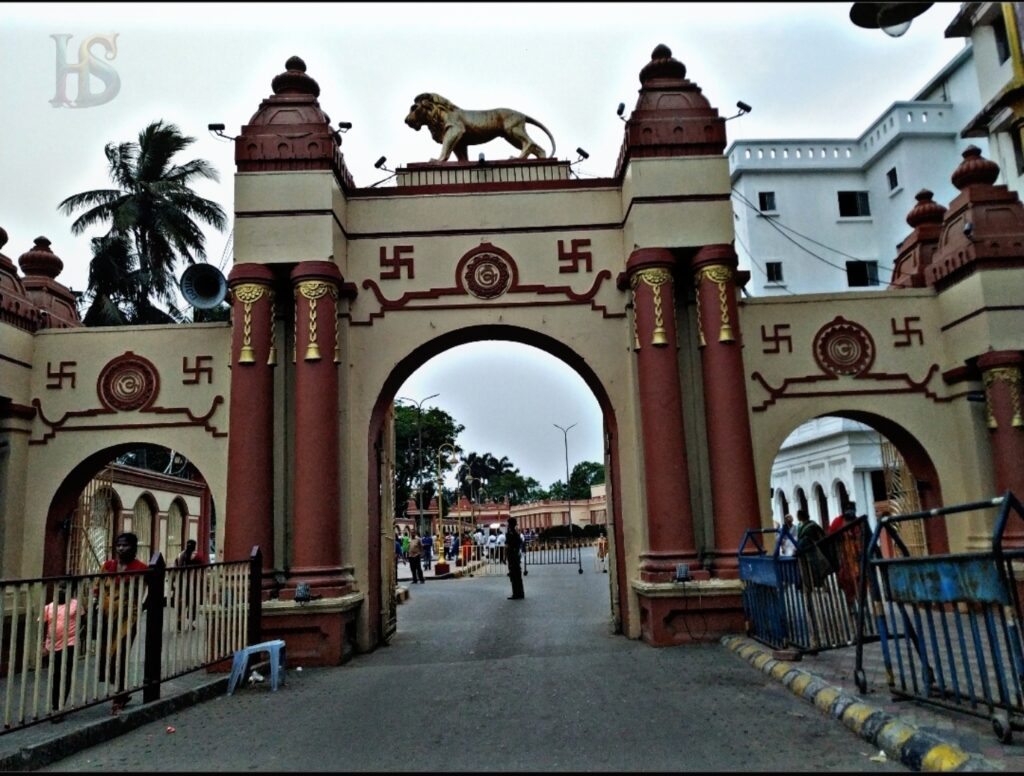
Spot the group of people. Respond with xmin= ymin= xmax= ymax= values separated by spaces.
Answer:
xmin=392 ymin=520 xmax=527 ymax=600
xmin=42 ymin=531 xmax=207 ymax=720
xmin=775 ymin=504 xmax=863 ymax=594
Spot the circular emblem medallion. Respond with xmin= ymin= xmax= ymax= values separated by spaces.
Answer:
xmin=813 ymin=317 xmax=874 ymax=377
xmin=463 ymin=252 xmax=512 ymax=299
xmin=97 ymin=352 xmax=160 ymax=411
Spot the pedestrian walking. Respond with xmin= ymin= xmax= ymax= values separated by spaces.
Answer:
xmin=505 ymin=517 xmax=524 ymax=600
xmin=422 ymin=532 xmax=433 ymax=570
xmin=779 ymin=514 xmax=797 ymax=557
xmin=94 ymin=532 xmax=148 ymax=714
xmin=40 ymin=583 xmax=78 ymax=720
xmin=596 ymin=531 xmax=609 ymax=572
xmin=172 ymin=539 xmax=204 ymax=630
xmin=407 ymin=531 xmax=425 ymax=584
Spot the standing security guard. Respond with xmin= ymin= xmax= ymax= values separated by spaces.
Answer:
xmin=506 ymin=517 xmax=525 ymax=600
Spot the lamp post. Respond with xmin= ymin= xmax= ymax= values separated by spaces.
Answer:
xmin=397 ymin=393 xmax=438 ymax=539
xmin=435 ymin=442 xmax=458 ymax=573
xmin=464 ymin=473 xmax=480 ymax=538
xmin=554 ymin=422 xmax=577 ymax=539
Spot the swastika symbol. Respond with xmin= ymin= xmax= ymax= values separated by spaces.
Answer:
xmin=557 ymin=239 xmax=593 ymax=273
xmin=891 ymin=316 xmax=923 ymax=348
xmin=760 ymin=324 xmax=793 ymax=354
xmin=379 ymin=245 xmax=415 ymax=280
xmin=182 ymin=355 xmax=214 ymax=385
xmin=46 ymin=361 xmax=77 ymax=389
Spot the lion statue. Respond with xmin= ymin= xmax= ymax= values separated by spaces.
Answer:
xmin=405 ymin=93 xmax=556 ymax=163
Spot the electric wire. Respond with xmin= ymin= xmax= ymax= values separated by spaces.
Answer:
xmin=732 ymin=228 xmax=798 ymax=296
xmin=730 ymin=187 xmax=899 ymax=278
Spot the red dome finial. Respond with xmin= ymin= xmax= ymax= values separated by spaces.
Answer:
xmin=639 ymin=43 xmax=687 ymax=84
xmin=18 ymin=236 xmax=64 ymax=279
xmin=905 ymin=189 xmax=946 ymax=228
xmin=271 ymin=55 xmax=320 ymax=98
xmin=951 ymin=145 xmax=999 ymax=190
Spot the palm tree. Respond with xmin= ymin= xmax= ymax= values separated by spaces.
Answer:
xmin=58 ymin=120 xmax=227 ymax=324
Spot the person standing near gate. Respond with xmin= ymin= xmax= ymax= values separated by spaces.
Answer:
xmin=407 ymin=531 xmax=425 ymax=584
xmin=95 ymin=532 xmax=148 ymax=714
xmin=596 ymin=531 xmax=609 ymax=572
xmin=421 ymin=532 xmax=433 ymax=571
xmin=506 ymin=517 xmax=524 ymax=600
xmin=41 ymin=583 xmax=78 ymax=721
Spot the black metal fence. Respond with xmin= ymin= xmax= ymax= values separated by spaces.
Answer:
xmin=0 ymin=547 xmax=261 ymax=733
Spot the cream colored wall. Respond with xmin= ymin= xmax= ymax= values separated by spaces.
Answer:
xmin=741 ymin=288 xmax=997 ymax=551
xmin=8 ymin=324 xmax=230 ymax=578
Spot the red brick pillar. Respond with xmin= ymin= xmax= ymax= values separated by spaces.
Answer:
xmin=978 ymin=350 xmax=1024 ymax=548
xmin=627 ymin=248 xmax=702 ymax=581
xmin=691 ymin=245 xmax=761 ymax=578
xmin=290 ymin=261 xmax=345 ymax=595
xmin=224 ymin=264 xmax=277 ymax=571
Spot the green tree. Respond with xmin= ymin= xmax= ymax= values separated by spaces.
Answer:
xmin=394 ymin=404 xmax=464 ymax=522
xmin=58 ymin=120 xmax=227 ymax=325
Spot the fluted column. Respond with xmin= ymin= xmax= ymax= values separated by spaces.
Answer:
xmin=225 ymin=264 xmax=277 ymax=572
xmin=290 ymin=261 xmax=345 ymax=594
xmin=627 ymin=248 xmax=701 ymax=581
xmin=978 ymin=350 xmax=1024 ymax=548
xmin=692 ymin=244 xmax=761 ymax=577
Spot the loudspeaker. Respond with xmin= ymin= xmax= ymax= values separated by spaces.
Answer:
xmin=179 ymin=263 xmax=228 ymax=310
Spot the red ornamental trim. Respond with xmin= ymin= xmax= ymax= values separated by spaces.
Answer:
xmin=463 ymin=251 xmax=513 ymax=299
xmin=813 ymin=317 xmax=874 ymax=377
xmin=97 ymin=352 xmax=160 ymax=412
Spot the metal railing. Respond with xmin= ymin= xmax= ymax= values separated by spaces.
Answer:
xmin=855 ymin=493 xmax=1024 ymax=743
xmin=739 ymin=516 xmax=881 ymax=653
xmin=523 ymin=539 xmax=583 ymax=575
xmin=0 ymin=547 xmax=260 ymax=733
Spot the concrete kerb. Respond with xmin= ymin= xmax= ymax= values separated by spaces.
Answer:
xmin=720 ymin=635 xmax=1000 ymax=772
xmin=0 ymin=662 xmax=272 ymax=772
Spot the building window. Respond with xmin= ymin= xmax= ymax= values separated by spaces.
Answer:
xmin=994 ymin=14 xmax=1010 ymax=64
xmin=846 ymin=260 xmax=879 ymax=287
xmin=838 ymin=190 xmax=871 ymax=217
xmin=1012 ymin=127 xmax=1024 ymax=175
xmin=758 ymin=191 xmax=777 ymax=212
xmin=886 ymin=167 xmax=899 ymax=191
xmin=766 ymin=261 xmax=784 ymax=283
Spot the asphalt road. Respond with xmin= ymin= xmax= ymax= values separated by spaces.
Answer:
xmin=41 ymin=550 xmax=904 ymax=772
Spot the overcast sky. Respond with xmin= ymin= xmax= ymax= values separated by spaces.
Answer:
xmin=2 ymin=3 xmax=966 ymax=488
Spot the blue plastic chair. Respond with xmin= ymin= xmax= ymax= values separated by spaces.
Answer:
xmin=227 ymin=639 xmax=287 ymax=695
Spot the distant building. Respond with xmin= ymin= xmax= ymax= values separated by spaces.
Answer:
xmin=401 ymin=483 xmax=608 ymax=537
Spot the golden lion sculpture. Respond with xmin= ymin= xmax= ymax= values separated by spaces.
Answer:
xmin=405 ymin=93 xmax=556 ymax=163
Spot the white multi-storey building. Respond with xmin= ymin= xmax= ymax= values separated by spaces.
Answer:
xmin=728 ymin=43 xmax=988 ymax=529
xmin=729 ymin=45 xmax=982 ymax=297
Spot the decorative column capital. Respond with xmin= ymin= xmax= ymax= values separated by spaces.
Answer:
xmin=625 ymin=247 xmax=676 ymax=275
xmin=291 ymin=261 xmax=343 ymax=364
xmin=227 ymin=264 xmax=277 ymax=367
xmin=691 ymin=245 xmax=739 ymax=347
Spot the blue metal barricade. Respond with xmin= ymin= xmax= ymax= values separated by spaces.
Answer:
xmin=740 ymin=517 xmax=879 ymax=654
xmin=857 ymin=492 xmax=1024 ymax=742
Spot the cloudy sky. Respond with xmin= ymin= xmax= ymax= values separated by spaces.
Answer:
xmin=2 ymin=3 xmax=966 ymax=487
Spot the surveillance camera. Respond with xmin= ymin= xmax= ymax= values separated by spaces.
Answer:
xmin=338 ymin=121 xmax=352 ymax=131
xmin=616 ymin=102 xmax=625 ymax=117
xmin=208 ymin=123 xmax=226 ymax=132
xmin=576 ymin=147 xmax=589 ymax=160
xmin=963 ymin=221 xmax=974 ymax=238
xmin=736 ymin=101 xmax=752 ymax=114
xmin=374 ymin=156 xmax=387 ymax=169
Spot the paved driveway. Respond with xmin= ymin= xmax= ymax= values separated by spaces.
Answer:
xmin=42 ymin=551 xmax=904 ymax=772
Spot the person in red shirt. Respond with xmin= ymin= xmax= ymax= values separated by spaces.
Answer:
xmin=95 ymin=532 xmax=148 ymax=714
xmin=828 ymin=504 xmax=857 ymax=535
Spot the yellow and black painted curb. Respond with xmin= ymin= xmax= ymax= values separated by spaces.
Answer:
xmin=721 ymin=635 xmax=999 ymax=772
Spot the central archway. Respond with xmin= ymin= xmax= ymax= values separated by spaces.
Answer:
xmin=365 ymin=324 xmax=626 ymax=647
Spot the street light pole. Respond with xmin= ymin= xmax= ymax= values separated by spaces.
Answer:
xmin=436 ymin=442 xmax=458 ymax=571
xmin=554 ymin=423 xmax=577 ymax=538
xmin=398 ymin=393 xmax=439 ymax=540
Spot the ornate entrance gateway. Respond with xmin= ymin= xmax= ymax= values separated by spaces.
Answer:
xmin=1 ymin=45 xmax=1021 ymax=665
